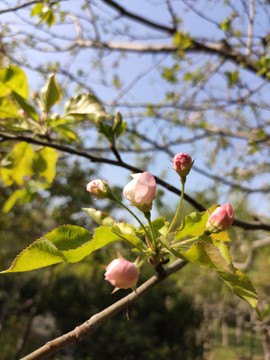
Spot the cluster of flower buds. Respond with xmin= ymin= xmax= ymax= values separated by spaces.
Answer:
xmin=86 ymin=152 xmax=234 ymax=293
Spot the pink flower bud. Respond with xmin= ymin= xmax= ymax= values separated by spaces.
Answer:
xmin=86 ymin=179 xmax=112 ymax=199
xmin=173 ymin=153 xmax=193 ymax=177
xmin=206 ymin=203 xmax=234 ymax=233
xmin=105 ymin=258 xmax=140 ymax=291
xmin=123 ymin=172 xmax=156 ymax=212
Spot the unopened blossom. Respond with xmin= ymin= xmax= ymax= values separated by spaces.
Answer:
xmin=206 ymin=203 xmax=234 ymax=233
xmin=86 ymin=179 xmax=112 ymax=199
xmin=105 ymin=258 xmax=140 ymax=291
xmin=173 ymin=153 xmax=194 ymax=178
xmin=123 ymin=172 xmax=156 ymax=212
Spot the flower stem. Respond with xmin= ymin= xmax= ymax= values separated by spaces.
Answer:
xmin=111 ymin=196 xmax=151 ymax=243
xmin=165 ymin=178 xmax=185 ymax=238
xmin=144 ymin=211 xmax=156 ymax=249
xmin=171 ymin=235 xmax=201 ymax=247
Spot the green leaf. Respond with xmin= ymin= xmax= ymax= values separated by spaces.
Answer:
xmin=31 ymin=3 xmax=44 ymax=17
xmin=0 ymin=97 xmax=19 ymax=118
xmin=41 ymin=74 xmax=62 ymax=113
xmin=174 ymin=205 xmax=218 ymax=241
xmin=54 ymin=124 xmax=78 ymax=141
xmin=0 ymin=142 xmax=34 ymax=185
xmin=1 ymin=225 xmax=93 ymax=272
xmin=225 ymin=71 xmax=239 ymax=87
xmin=2 ymin=188 xmax=28 ymax=213
xmin=211 ymin=230 xmax=231 ymax=242
xmin=216 ymin=269 xmax=259 ymax=314
xmin=83 ymin=208 xmax=116 ymax=227
xmin=220 ymin=18 xmax=231 ymax=31
xmin=151 ymin=217 xmax=169 ymax=236
xmin=181 ymin=239 xmax=233 ymax=273
xmin=165 ymin=238 xmax=259 ymax=312
xmin=43 ymin=9 xmax=56 ymax=27
xmin=90 ymin=226 xmax=122 ymax=251
xmin=33 ymin=147 xmax=58 ymax=183
xmin=0 ymin=66 xmax=28 ymax=99
xmin=64 ymin=94 xmax=107 ymax=124
xmin=98 ymin=122 xmax=113 ymax=139
xmin=12 ymin=92 xmax=39 ymax=121
xmin=111 ymin=224 xmax=144 ymax=250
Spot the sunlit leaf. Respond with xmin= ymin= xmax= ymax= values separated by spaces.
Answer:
xmin=1 ymin=225 xmax=93 ymax=272
xmin=111 ymin=225 xmax=144 ymax=250
xmin=41 ymin=74 xmax=62 ymax=113
xmin=83 ymin=208 xmax=116 ymax=227
xmin=12 ymin=92 xmax=39 ymax=121
xmin=0 ymin=65 xmax=28 ymax=99
xmin=31 ymin=3 xmax=44 ymax=17
xmin=0 ymin=142 xmax=34 ymax=185
xmin=64 ymin=93 xmax=107 ymax=123
xmin=174 ymin=205 xmax=218 ymax=241
xmin=0 ymin=97 xmax=19 ymax=118
xmin=2 ymin=188 xmax=28 ymax=213
xmin=33 ymin=147 xmax=58 ymax=183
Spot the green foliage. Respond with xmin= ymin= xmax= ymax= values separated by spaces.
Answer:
xmin=161 ymin=64 xmax=180 ymax=83
xmin=31 ymin=2 xmax=57 ymax=27
xmin=225 ymin=71 xmax=239 ymax=87
xmin=33 ymin=147 xmax=58 ymax=183
xmin=41 ymin=74 xmax=62 ymax=113
xmin=1 ymin=142 xmax=34 ymax=186
xmin=174 ymin=205 xmax=218 ymax=241
xmin=98 ymin=111 xmax=127 ymax=144
xmin=173 ymin=31 xmax=193 ymax=57
xmin=256 ymin=54 xmax=270 ymax=77
xmin=64 ymin=93 xmax=107 ymax=123
xmin=83 ymin=207 xmax=116 ymax=227
xmin=0 ymin=65 xmax=28 ymax=99
xmin=220 ymin=17 xmax=232 ymax=31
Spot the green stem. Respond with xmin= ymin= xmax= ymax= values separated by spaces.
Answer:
xmin=111 ymin=197 xmax=151 ymax=243
xmin=165 ymin=178 xmax=185 ymax=238
xmin=171 ymin=235 xmax=201 ymax=248
xmin=144 ymin=211 xmax=156 ymax=249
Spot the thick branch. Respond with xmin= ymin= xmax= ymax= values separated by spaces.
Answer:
xmin=20 ymin=259 xmax=187 ymax=360
xmin=73 ymin=38 xmax=261 ymax=78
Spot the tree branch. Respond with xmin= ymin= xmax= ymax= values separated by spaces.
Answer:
xmin=234 ymin=236 xmax=270 ymax=271
xmin=1 ymin=131 xmax=269 ymax=231
xmin=20 ymin=259 xmax=188 ymax=360
xmin=72 ymin=38 xmax=261 ymax=79
xmin=101 ymin=0 xmax=176 ymax=34
xmin=0 ymin=1 xmax=39 ymax=15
